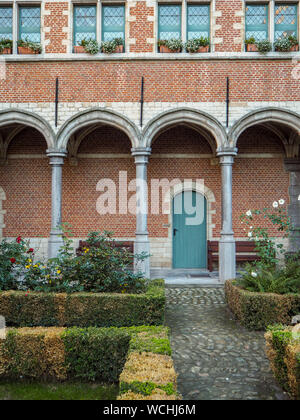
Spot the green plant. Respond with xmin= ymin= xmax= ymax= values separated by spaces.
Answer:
xmin=17 ymin=38 xmax=42 ymax=53
xmin=101 ymin=38 xmax=124 ymax=54
xmin=158 ymin=38 xmax=183 ymax=52
xmin=255 ymin=39 xmax=272 ymax=54
xmin=245 ymin=37 xmax=256 ymax=45
xmin=0 ymin=39 xmax=13 ymax=52
xmin=275 ymin=37 xmax=293 ymax=52
xmin=185 ymin=37 xmax=209 ymax=52
xmin=80 ymin=38 xmax=99 ymax=55
xmin=288 ymin=35 xmax=298 ymax=47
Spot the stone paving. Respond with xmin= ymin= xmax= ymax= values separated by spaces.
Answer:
xmin=165 ymin=287 xmax=288 ymax=400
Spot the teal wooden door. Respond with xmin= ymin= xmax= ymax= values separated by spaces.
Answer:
xmin=172 ymin=191 xmax=207 ymax=268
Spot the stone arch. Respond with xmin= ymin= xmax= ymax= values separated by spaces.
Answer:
xmin=163 ymin=180 xmax=216 ymax=241
xmin=0 ymin=108 xmax=56 ymax=150
xmin=57 ymin=108 xmax=141 ymax=151
xmin=0 ymin=187 xmax=6 ymax=238
xmin=229 ymin=108 xmax=300 ymax=155
xmin=142 ymin=108 xmax=228 ymax=150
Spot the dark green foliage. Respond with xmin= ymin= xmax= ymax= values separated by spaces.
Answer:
xmin=225 ymin=280 xmax=300 ymax=330
xmin=119 ymin=380 xmax=176 ymax=396
xmin=62 ymin=327 xmax=130 ymax=382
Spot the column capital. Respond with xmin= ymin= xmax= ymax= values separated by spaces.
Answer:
xmin=47 ymin=149 xmax=67 ymax=165
xmin=131 ymin=147 xmax=151 ymax=164
xmin=284 ymin=158 xmax=300 ymax=173
xmin=217 ymin=147 xmax=238 ymax=159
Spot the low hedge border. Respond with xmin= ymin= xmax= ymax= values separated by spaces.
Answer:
xmin=265 ymin=326 xmax=300 ymax=400
xmin=0 ymin=325 xmax=179 ymax=400
xmin=0 ymin=279 xmax=165 ymax=328
xmin=225 ymin=280 xmax=300 ymax=330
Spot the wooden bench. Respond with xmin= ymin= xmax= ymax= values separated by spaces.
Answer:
xmin=76 ymin=240 xmax=134 ymax=266
xmin=207 ymin=240 xmax=261 ymax=272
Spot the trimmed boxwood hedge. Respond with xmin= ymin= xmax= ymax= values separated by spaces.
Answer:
xmin=225 ymin=280 xmax=300 ymax=331
xmin=265 ymin=326 xmax=300 ymax=400
xmin=0 ymin=325 xmax=179 ymax=399
xmin=0 ymin=279 xmax=165 ymax=328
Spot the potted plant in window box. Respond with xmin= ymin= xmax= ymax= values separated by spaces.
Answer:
xmin=74 ymin=39 xmax=99 ymax=54
xmin=0 ymin=39 xmax=13 ymax=55
xmin=289 ymin=35 xmax=299 ymax=52
xmin=256 ymin=40 xmax=272 ymax=54
xmin=101 ymin=38 xmax=124 ymax=54
xmin=158 ymin=39 xmax=183 ymax=53
xmin=275 ymin=36 xmax=299 ymax=52
xmin=245 ymin=37 xmax=257 ymax=52
xmin=185 ymin=37 xmax=210 ymax=53
xmin=17 ymin=39 xmax=42 ymax=55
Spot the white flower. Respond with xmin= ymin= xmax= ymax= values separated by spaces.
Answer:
xmin=279 ymin=199 xmax=285 ymax=205
xmin=251 ymin=272 xmax=258 ymax=278
xmin=248 ymin=232 xmax=253 ymax=238
xmin=246 ymin=210 xmax=252 ymax=217
xmin=273 ymin=201 xmax=279 ymax=208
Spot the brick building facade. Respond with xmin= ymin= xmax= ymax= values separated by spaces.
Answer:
xmin=0 ymin=0 xmax=299 ymax=280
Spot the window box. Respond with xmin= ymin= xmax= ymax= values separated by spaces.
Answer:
xmin=114 ymin=44 xmax=124 ymax=53
xmin=17 ymin=46 xmax=40 ymax=54
xmin=196 ymin=45 xmax=209 ymax=53
xmin=290 ymin=44 xmax=299 ymax=52
xmin=159 ymin=45 xmax=180 ymax=53
xmin=246 ymin=43 xmax=258 ymax=52
xmin=0 ymin=48 xmax=12 ymax=55
xmin=73 ymin=45 xmax=86 ymax=53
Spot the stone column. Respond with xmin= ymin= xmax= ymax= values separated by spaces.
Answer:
xmin=131 ymin=147 xmax=151 ymax=278
xmin=47 ymin=150 xmax=67 ymax=258
xmin=217 ymin=148 xmax=237 ymax=282
xmin=284 ymin=159 xmax=300 ymax=253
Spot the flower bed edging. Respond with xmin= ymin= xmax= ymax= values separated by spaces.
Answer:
xmin=0 ymin=279 xmax=165 ymax=328
xmin=225 ymin=280 xmax=300 ymax=331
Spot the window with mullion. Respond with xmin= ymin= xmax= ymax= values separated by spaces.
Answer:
xmin=73 ymin=5 xmax=97 ymax=46
xmin=158 ymin=5 xmax=182 ymax=40
xmin=245 ymin=4 xmax=269 ymax=41
xmin=274 ymin=3 xmax=298 ymax=40
xmin=187 ymin=4 xmax=210 ymax=40
xmin=19 ymin=6 xmax=41 ymax=43
xmin=102 ymin=5 xmax=125 ymax=42
xmin=0 ymin=6 xmax=13 ymax=41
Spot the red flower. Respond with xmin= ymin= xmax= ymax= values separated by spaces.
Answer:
xmin=16 ymin=236 xmax=22 ymax=244
xmin=27 ymin=248 xmax=34 ymax=253
xmin=10 ymin=258 xmax=16 ymax=264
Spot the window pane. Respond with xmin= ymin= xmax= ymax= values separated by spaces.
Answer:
xmin=19 ymin=6 xmax=41 ymax=43
xmin=158 ymin=5 xmax=181 ymax=40
xmin=74 ymin=6 xmax=96 ymax=45
xmin=187 ymin=5 xmax=210 ymax=40
xmin=0 ymin=7 xmax=13 ymax=40
xmin=102 ymin=6 xmax=125 ymax=42
xmin=275 ymin=4 xmax=297 ymax=40
xmin=245 ymin=4 xmax=268 ymax=41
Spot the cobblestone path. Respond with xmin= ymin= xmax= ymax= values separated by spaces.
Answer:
xmin=165 ymin=287 xmax=287 ymax=400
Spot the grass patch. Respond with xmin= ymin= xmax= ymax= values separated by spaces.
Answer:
xmin=0 ymin=381 xmax=118 ymax=400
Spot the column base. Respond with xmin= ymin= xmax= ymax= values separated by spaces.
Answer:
xmin=219 ymin=236 xmax=236 ymax=283
xmin=48 ymin=232 xmax=64 ymax=259
xmin=134 ymin=240 xmax=150 ymax=279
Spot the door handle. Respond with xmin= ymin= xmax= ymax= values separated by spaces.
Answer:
xmin=173 ymin=228 xmax=178 ymax=236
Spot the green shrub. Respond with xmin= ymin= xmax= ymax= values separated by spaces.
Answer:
xmin=80 ymin=38 xmax=99 ymax=55
xmin=17 ymin=38 xmax=42 ymax=53
xmin=185 ymin=37 xmax=209 ymax=52
xmin=101 ymin=38 xmax=124 ymax=54
xmin=62 ymin=327 xmax=130 ymax=382
xmin=0 ymin=280 xmax=165 ymax=327
xmin=256 ymin=40 xmax=272 ymax=53
xmin=158 ymin=38 xmax=183 ymax=51
xmin=0 ymin=38 xmax=12 ymax=52
xmin=265 ymin=326 xmax=300 ymax=399
xmin=225 ymin=280 xmax=300 ymax=330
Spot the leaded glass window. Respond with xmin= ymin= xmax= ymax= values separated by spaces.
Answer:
xmin=158 ymin=5 xmax=181 ymax=40
xmin=19 ymin=6 xmax=41 ymax=43
xmin=275 ymin=4 xmax=298 ymax=40
xmin=245 ymin=4 xmax=269 ymax=41
xmin=102 ymin=5 xmax=125 ymax=42
xmin=74 ymin=5 xmax=96 ymax=45
xmin=0 ymin=7 xmax=13 ymax=40
xmin=187 ymin=4 xmax=210 ymax=40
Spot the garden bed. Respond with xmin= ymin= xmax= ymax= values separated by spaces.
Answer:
xmin=265 ymin=326 xmax=300 ymax=400
xmin=0 ymin=325 xmax=179 ymax=400
xmin=0 ymin=279 xmax=165 ymax=327
xmin=225 ymin=280 xmax=300 ymax=330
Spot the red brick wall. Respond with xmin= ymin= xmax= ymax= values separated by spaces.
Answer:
xmin=0 ymin=60 xmax=298 ymax=102
xmin=215 ymin=0 xmax=243 ymax=53
xmin=129 ymin=1 xmax=154 ymax=53
xmin=44 ymin=2 xmax=68 ymax=54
